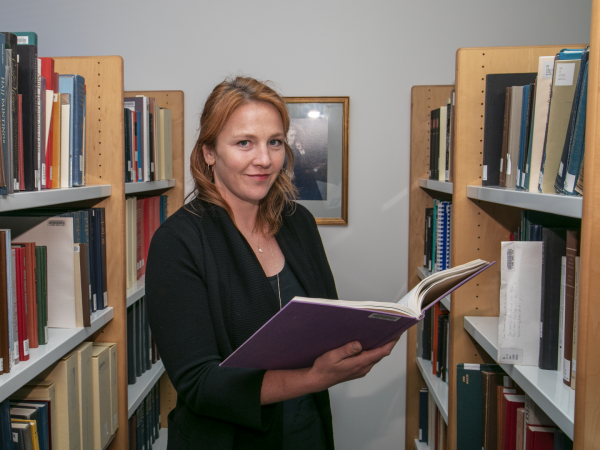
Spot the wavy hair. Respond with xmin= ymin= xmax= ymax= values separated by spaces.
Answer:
xmin=188 ymin=76 xmax=297 ymax=235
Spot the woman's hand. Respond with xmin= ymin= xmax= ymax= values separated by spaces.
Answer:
xmin=307 ymin=336 xmax=401 ymax=392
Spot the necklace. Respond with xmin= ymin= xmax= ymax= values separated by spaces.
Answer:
xmin=250 ymin=238 xmax=263 ymax=253
xmin=268 ymin=239 xmax=282 ymax=310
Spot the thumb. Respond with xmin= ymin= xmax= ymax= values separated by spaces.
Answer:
xmin=344 ymin=341 xmax=362 ymax=357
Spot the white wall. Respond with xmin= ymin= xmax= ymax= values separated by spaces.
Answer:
xmin=1 ymin=1 xmax=591 ymax=448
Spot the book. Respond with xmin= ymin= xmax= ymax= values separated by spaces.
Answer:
xmin=10 ymin=421 xmax=33 ymax=450
xmin=482 ymin=73 xmax=536 ymax=186
xmin=539 ymin=58 xmax=582 ymax=193
xmin=58 ymin=75 xmax=85 ymax=187
xmin=39 ymin=58 xmax=54 ymax=191
xmin=9 ymin=408 xmax=42 ymax=450
xmin=1 ymin=33 xmax=19 ymax=194
xmin=39 ymin=76 xmax=46 ymax=190
xmin=502 ymin=394 xmax=526 ymax=450
xmin=523 ymin=394 xmax=553 ymax=450
xmin=0 ymin=400 xmax=14 ymax=450
xmin=0 ymin=230 xmax=10 ymax=374
xmin=482 ymin=371 xmax=508 ymax=450
xmin=10 ymin=402 xmax=49 ymax=450
xmin=557 ymin=256 xmax=566 ymax=375
xmin=516 ymin=407 xmax=526 ymax=450
xmin=506 ymin=86 xmax=523 ymax=189
xmin=516 ymin=84 xmax=531 ymax=189
xmin=554 ymin=428 xmax=573 ymax=450
xmin=571 ymin=256 xmax=580 ymax=389
xmin=12 ymin=243 xmax=38 ymax=349
xmin=498 ymin=241 xmax=542 ymax=366
xmin=91 ymin=345 xmax=111 ymax=449
xmin=419 ymin=388 xmax=428 ymax=443
xmin=429 ymin=108 xmax=438 ymax=180
xmin=499 ymin=87 xmax=511 ymax=187
xmin=222 ymin=260 xmax=494 ymax=370
xmin=438 ymin=106 xmax=447 ymax=182
xmin=15 ymin=43 xmax=37 ymax=191
xmin=497 ymin=385 xmax=517 ymax=450
xmin=11 ymin=246 xmax=29 ymax=362
xmin=563 ymin=230 xmax=579 ymax=386
xmin=526 ymin=426 xmax=555 ymax=450
xmin=77 ymin=244 xmax=91 ymax=327
xmin=59 ymin=94 xmax=70 ymax=188
xmin=11 ymin=381 xmax=57 ymax=450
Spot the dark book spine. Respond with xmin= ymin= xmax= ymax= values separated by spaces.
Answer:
xmin=563 ymin=230 xmax=580 ymax=386
xmin=429 ymin=110 xmax=435 ymax=179
xmin=3 ymin=33 xmax=19 ymax=192
xmin=134 ymin=301 xmax=141 ymax=377
xmin=99 ymin=208 xmax=108 ymax=309
xmin=127 ymin=305 xmax=136 ymax=385
xmin=0 ymin=232 xmax=9 ymax=374
xmin=15 ymin=45 xmax=37 ymax=191
xmin=521 ymin=83 xmax=535 ymax=187
xmin=73 ymin=77 xmax=85 ymax=186
xmin=419 ymin=388 xmax=428 ymax=443
xmin=79 ymin=244 xmax=91 ymax=327
xmin=539 ymin=227 xmax=567 ymax=370
xmin=149 ymin=112 xmax=155 ymax=181
xmin=144 ymin=298 xmax=151 ymax=371
xmin=124 ymin=110 xmax=130 ymax=183
xmin=422 ymin=307 xmax=431 ymax=361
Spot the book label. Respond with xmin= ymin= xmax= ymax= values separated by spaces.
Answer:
xmin=505 ymin=243 xmax=515 ymax=271
xmin=507 ymin=154 xmax=512 ymax=175
xmin=17 ymin=35 xmax=28 ymax=44
xmin=498 ymin=347 xmax=523 ymax=363
xmin=565 ymin=173 xmax=576 ymax=193
xmin=103 ymin=292 xmax=108 ymax=308
xmin=42 ymin=163 xmax=46 ymax=185
xmin=500 ymin=158 xmax=503 ymax=172
xmin=559 ymin=162 xmax=564 ymax=177
xmin=368 ymin=313 xmax=399 ymax=322
xmin=555 ymin=63 xmax=576 ymax=86
xmin=13 ymin=432 xmax=17 ymax=442
xmin=543 ymin=60 xmax=554 ymax=79
xmin=482 ymin=165 xmax=487 ymax=181
xmin=563 ymin=359 xmax=571 ymax=382
xmin=0 ymin=358 xmax=2 ymax=371
xmin=23 ymin=339 xmax=29 ymax=356
xmin=463 ymin=363 xmax=480 ymax=371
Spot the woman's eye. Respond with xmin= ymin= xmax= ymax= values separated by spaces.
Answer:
xmin=238 ymin=140 xmax=250 ymax=147
xmin=269 ymin=139 xmax=283 ymax=146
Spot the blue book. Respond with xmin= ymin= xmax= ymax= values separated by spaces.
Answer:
xmin=58 ymin=75 xmax=86 ymax=187
xmin=558 ymin=48 xmax=584 ymax=60
xmin=0 ymin=399 xmax=14 ymax=450
xmin=12 ymin=32 xmax=37 ymax=47
xmin=9 ymin=402 xmax=48 ymax=450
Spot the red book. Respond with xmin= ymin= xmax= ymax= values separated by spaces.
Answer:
xmin=13 ymin=243 xmax=38 ymax=348
xmin=11 ymin=246 xmax=29 ymax=362
xmin=136 ymin=198 xmax=145 ymax=280
xmin=153 ymin=196 xmax=160 ymax=237
xmin=431 ymin=303 xmax=449 ymax=375
xmin=18 ymin=94 xmax=25 ymax=191
xmin=525 ymin=426 xmax=555 ymax=450
xmin=502 ymin=394 xmax=525 ymax=450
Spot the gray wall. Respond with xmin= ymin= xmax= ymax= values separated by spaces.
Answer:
xmin=1 ymin=1 xmax=591 ymax=448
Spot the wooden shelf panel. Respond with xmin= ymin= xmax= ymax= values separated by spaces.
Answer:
xmin=466 ymin=186 xmax=582 ymax=218
xmin=464 ymin=316 xmax=575 ymax=439
xmin=128 ymin=360 xmax=165 ymax=418
xmin=417 ymin=267 xmax=451 ymax=310
xmin=125 ymin=179 xmax=176 ymax=195
xmin=417 ymin=357 xmax=449 ymax=425
xmin=126 ymin=276 xmax=145 ymax=308
xmin=0 ymin=185 xmax=112 ymax=212
xmin=419 ymin=178 xmax=453 ymax=195
xmin=0 ymin=307 xmax=114 ymax=402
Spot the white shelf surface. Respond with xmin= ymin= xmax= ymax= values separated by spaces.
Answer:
xmin=126 ymin=276 xmax=146 ymax=308
xmin=416 ymin=357 xmax=448 ymax=425
xmin=464 ymin=316 xmax=575 ymax=439
xmin=153 ymin=429 xmax=168 ymax=450
xmin=466 ymin=185 xmax=582 ymax=219
xmin=0 ymin=185 xmax=112 ymax=212
xmin=128 ymin=360 xmax=165 ymax=418
xmin=414 ymin=438 xmax=428 ymax=450
xmin=419 ymin=178 xmax=453 ymax=195
xmin=125 ymin=179 xmax=175 ymax=195
xmin=0 ymin=307 xmax=114 ymax=402
xmin=416 ymin=267 xmax=451 ymax=310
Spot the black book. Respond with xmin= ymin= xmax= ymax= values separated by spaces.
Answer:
xmin=85 ymin=209 xmax=98 ymax=313
xmin=422 ymin=307 xmax=431 ymax=361
xmin=144 ymin=299 xmax=151 ymax=371
xmin=124 ymin=110 xmax=131 ymax=183
xmin=521 ymin=83 xmax=535 ymax=186
xmin=157 ymin=379 xmax=161 ymax=430
xmin=554 ymin=427 xmax=573 ymax=450
xmin=436 ymin=313 xmax=445 ymax=378
xmin=127 ymin=305 xmax=136 ymax=385
xmin=0 ymin=400 xmax=13 ymax=450
xmin=135 ymin=301 xmax=142 ymax=377
xmin=2 ymin=33 xmax=18 ymax=192
xmin=482 ymin=73 xmax=537 ymax=186
xmin=98 ymin=208 xmax=108 ymax=309
xmin=439 ymin=315 xmax=449 ymax=381
xmin=429 ymin=109 xmax=436 ymax=180
xmin=90 ymin=209 xmax=102 ymax=311
xmin=140 ymin=298 xmax=147 ymax=375
xmin=153 ymin=384 xmax=159 ymax=438
xmin=418 ymin=388 xmax=428 ymax=443
xmin=425 ymin=208 xmax=434 ymax=271
xmin=148 ymin=112 xmax=155 ymax=181
xmin=539 ymin=227 xmax=567 ymax=370
xmin=137 ymin=404 xmax=144 ymax=450
xmin=10 ymin=421 xmax=33 ymax=450
xmin=15 ymin=45 xmax=38 ymax=191
xmin=147 ymin=393 xmax=155 ymax=445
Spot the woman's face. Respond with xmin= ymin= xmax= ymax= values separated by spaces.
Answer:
xmin=203 ymin=102 xmax=286 ymax=207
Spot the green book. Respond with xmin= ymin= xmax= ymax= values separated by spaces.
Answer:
xmin=13 ymin=32 xmax=38 ymax=46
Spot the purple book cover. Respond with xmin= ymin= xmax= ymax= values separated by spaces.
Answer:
xmin=221 ymin=261 xmax=495 ymax=370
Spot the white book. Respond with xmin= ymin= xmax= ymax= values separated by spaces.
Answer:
xmin=60 ymin=95 xmax=71 ymax=188
xmin=0 ymin=216 xmax=77 ymax=328
xmin=529 ymin=56 xmax=555 ymax=191
xmin=523 ymin=394 xmax=553 ymax=449
xmin=438 ymin=106 xmax=447 ymax=182
xmin=498 ymin=241 xmax=542 ymax=366
xmin=136 ymin=95 xmax=151 ymax=181
xmin=507 ymin=86 xmax=523 ymax=189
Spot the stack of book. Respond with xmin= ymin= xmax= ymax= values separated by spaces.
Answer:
xmin=129 ymin=380 xmax=161 ymax=450
xmin=455 ymin=364 xmax=573 ymax=450
xmin=126 ymin=195 xmax=168 ymax=291
xmin=127 ymin=296 xmax=160 ymax=385
xmin=0 ymin=31 xmax=88 ymax=194
xmin=423 ymin=200 xmax=452 ymax=273
xmin=482 ymin=48 xmax=589 ymax=195
xmin=498 ymin=211 xmax=581 ymax=388
xmin=428 ymin=93 xmax=455 ymax=183
xmin=417 ymin=302 xmax=450 ymax=383
xmin=418 ymin=387 xmax=448 ymax=449
xmin=124 ymin=97 xmax=173 ymax=183
xmin=0 ymin=209 xmax=109 ymax=374
xmin=0 ymin=341 xmax=119 ymax=450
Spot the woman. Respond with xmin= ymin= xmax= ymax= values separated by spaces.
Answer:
xmin=145 ymin=76 xmax=398 ymax=450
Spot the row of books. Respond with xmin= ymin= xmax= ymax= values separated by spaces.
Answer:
xmin=0 ymin=341 xmax=118 ymax=450
xmin=423 ymin=200 xmax=452 ymax=273
xmin=454 ymin=364 xmax=573 ymax=450
xmin=417 ymin=303 xmax=449 ymax=383
xmin=418 ymin=388 xmax=448 ymax=449
xmin=0 ymin=32 xmax=87 ymax=194
xmin=126 ymin=195 xmax=167 ymax=290
xmin=0 ymin=208 xmax=108 ymax=375
xmin=124 ymin=97 xmax=173 ymax=183
xmin=127 ymin=297 xmax=160 ymax=385
xmin=498 ymin=210 xmax=580 ymax=386
xmin=482 ymin=48 xmax=589 ymax=195
xmin=128 ymin=380 xmax=162 ymax=450
xmin=427 ymin=94 xmax=455 ymax=182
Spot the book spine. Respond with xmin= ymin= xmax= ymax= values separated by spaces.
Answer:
xmin=557 ymin=256 xmax=566 ymax=375
xmin=563 ymin=231 xmax=579 ymax=385
xmin=16 ymin=45 xmax=37 ymax=191
xmin=0 ymin=232 xmax=9 ymax=374
xmin=571 ymin=256 xmax=580 ymax=389
xmin=99 ymin=209 xmax=108 ymax=309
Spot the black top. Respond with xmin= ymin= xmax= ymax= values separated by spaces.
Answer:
xmin=145 ymin=199 xmax=338 ymax=450
xmin=267 ymin=263 xmax=327 ymax=450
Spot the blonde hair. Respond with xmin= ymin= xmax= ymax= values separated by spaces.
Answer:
xmin=188 ymin=76 xmax=297 ymax=235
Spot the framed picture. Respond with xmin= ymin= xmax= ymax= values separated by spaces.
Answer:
xmin=285 ymin=97 xmax=349 ymax=225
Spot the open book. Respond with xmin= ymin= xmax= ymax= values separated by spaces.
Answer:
xmin=221 ymin=259 xmax=495 ymax=370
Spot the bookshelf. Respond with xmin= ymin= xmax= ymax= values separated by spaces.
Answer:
xmin=124 ymin=179 xmax=176 ymax=195
xmin=0 ymin=185 xmax=112 ymax=212
xmin=127 ymin=360 xmax=165 ymax=417
xmin=418 ymin=178 xmax=454 ymax=195
xmin=414 ymin=438 xmax=428 ymax=450
xmin=416 ymin=357 xmax=449 ymax=424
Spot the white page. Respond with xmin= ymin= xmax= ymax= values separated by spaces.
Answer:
xmin=498 ymin=241 xmax=542 ymax=366
xmin=0 ymin=216 xmax=77 ymax=328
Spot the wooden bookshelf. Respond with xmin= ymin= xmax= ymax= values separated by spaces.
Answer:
xmin=405 ymin=85 xmax=454 ymax=449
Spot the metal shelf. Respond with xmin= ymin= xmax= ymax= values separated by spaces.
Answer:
xmin=128 ymin=360 xmax=165 ymax=418
xmin=416 ymin=357 xmax=448 ymax=425
xmin=126 ymin=276 xmax=145 ymax=308
xmin=414 ymin=438 xmax=428 ymax=450
xmin=464 ymin=316 xmax=575 ymax=439
xmin=466 ymin=185 xmax=582 ymax=219
xmin=419 ymin=178 xmax=453 ymax=195
xmin=0 ymin=307 xmax=114 ymax=402
xmin=153 ymin=429 xmax=168 ymax=450
xmin=125 ymin=179 xmax=175 ymax=195
xmin=0 ymin=185 xmax=112 ymax=212
xmin=416 ymin=267 xmax=451 ymax=310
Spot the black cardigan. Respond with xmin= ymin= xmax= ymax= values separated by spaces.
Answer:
xmin=145 ymin=199 xmax=338 ymax=450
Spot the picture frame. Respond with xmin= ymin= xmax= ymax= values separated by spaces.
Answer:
xmin=285 ymin=97 xmax=349 ymax=225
